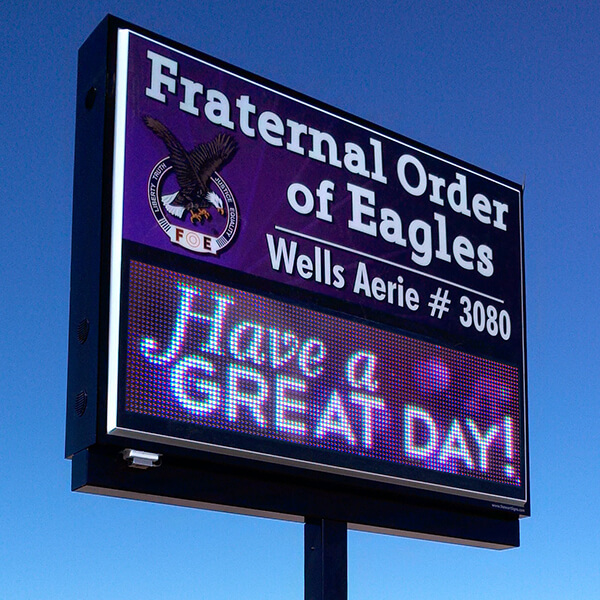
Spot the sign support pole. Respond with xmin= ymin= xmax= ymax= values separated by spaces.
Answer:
xmin=304 ymin=518 xmax=347 ymax=600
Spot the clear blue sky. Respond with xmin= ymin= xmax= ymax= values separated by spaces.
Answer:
xmin=1 ymin=1 xmax=599 ymax=598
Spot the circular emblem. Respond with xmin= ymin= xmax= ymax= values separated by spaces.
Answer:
xmin=147 ymin=158 xmax=239 ymax=255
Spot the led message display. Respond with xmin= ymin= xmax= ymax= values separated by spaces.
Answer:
xmin=119 ymin=259 xmax=521 ymax=499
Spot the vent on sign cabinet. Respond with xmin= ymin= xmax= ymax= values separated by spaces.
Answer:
xmin=85 ymin=87 xmax=96 ymax=110
xmin=77 ymin=319 xmax=90 ymax=344
xmin=75 ymin=390 xmax=88 ymax=417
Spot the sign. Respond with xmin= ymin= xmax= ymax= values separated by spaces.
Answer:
xmin=67 ymin=18 xmax=529 ymax=547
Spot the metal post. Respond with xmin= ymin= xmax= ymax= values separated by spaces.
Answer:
xmin=304 ymin=518 xmax=347 ymax=600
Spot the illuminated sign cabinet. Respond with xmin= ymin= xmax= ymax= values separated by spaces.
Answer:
xmin=67 ymin=17 xmax=529 ymax=549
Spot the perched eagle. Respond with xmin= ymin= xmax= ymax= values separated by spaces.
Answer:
xmin=144 ymin=116 xmax=237 ymax=224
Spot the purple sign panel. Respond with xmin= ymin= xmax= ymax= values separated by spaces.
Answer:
xmin=115 ymin=30 xmax=526 ymax=364
xmin=108 ymin=28 xmax=527 ymax=505
xmin=124 ymin=261 xmax=520 ymax=492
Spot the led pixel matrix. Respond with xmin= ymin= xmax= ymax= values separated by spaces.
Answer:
xmin=125 ymin=260 xmax=521 ymax=488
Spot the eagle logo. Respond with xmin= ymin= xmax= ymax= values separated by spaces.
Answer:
xmin=144 ymin=116 xmax=237 ymax=224
xmin=145 ymin=117 xmax=240 ymax=255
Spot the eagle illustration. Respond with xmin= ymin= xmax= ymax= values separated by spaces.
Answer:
xmin=144 ymin=116 xmax=237 ymax=224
